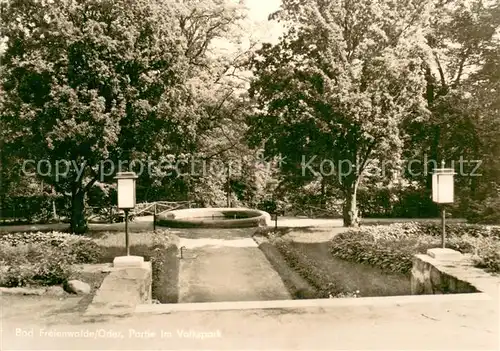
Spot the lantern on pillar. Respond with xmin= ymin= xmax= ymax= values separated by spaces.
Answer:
xmin=114 ymin=172 xmax=138 ymax=257
xmin=432 ymin=162 xmax=456 ymax=248
xmin=432 ymin=167 xmax=455 ymax=204
xmin=115 ymin=172 xmax=138 ymax=210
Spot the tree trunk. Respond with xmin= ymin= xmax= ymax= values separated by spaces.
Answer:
xmin=71 ymin=187 xmax=88 ymax=234
xmin=52 ymin=200 xmax=57 ymax=221
xmin=320 ymin=177 xmax=326 ymax=208
xmin=342 ymin=185 xmax=360 ymax=227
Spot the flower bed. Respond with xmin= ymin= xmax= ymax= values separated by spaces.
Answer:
xmin=329 ymin=222 xmax=500 ymax=274
xmin=0 ymin=230 xmax=180 ymax=303
xmin=0 ymin=232 xmax=103 ymax=287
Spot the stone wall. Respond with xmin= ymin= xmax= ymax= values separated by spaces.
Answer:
xmin=411 ymin=254 xmax=478 ymax=294
xmin=85 ymin=261 xmax=152 ymax=317
xmin=411 ymin=248 xmax=499 ymax=297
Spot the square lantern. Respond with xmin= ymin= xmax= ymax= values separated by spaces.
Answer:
xmin=115 ymin=172 xmax=138 ymax=209
xmin=432 ymin=167 xmax=456 ymax=204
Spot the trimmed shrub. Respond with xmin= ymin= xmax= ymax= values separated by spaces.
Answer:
xmin=349 ymin=222 xmax=500 ymax=241
xmin=471 ymin=240 xmax=500 ymax=273
xmin=414 ymin=222 xmax=500 ymax=239
xmin=0 ymin=231 xmax=103 ymax=264
xmin=65 ymin=239 xmax=103 ymax=264
xmin=330 ymin=233 xmax=434 ymax=275
xmin=330 ymin=222 xmax=500 ymax=274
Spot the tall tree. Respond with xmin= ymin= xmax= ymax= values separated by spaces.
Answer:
xmin=0 ymin=0 xmax=247 ymax=232
xmin=401 ymin=0 xmax=500 ymax=219
xmin=247 ymin=0 xmax=433 ymax=226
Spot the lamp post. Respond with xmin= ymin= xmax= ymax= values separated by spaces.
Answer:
xmin=268 ymin=180 xmax=279 ymax=230
xmin=432 ymin=161 xmax=456 ymax=248
xmin=114 ymin=171 xmax=138 ymax=256
xmin=226 ymin=163 xmax=231 ymax=208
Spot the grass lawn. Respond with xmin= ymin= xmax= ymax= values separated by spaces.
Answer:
xmin=290 ymin=242 xmax=411 ymax=297
xmin=258 ymin=242 xmax=318 ymax=299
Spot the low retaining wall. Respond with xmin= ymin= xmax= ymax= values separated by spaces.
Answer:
xmin=411 ymin=251 xmax=497 ymax=296
xmin=85 ymin=262 xmax=152 ymax=317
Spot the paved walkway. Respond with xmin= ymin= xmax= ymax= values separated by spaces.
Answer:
xmin=176 ymin=229 xmax=291 ymax=303
xmin=275 ymin=217 xmax=467 ymax=228
xmin=2 ymin=295 xmax=498 ymax=350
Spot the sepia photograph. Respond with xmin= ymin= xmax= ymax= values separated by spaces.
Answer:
xmin=0 ymin=0 xmax=499 ymax=349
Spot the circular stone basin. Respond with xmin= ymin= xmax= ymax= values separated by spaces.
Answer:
xmin=155 ymin=208 xmax=272 ymax=228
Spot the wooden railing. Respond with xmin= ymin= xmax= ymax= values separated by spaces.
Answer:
xmin=133 ymin=201 xmax=195 ymax=216
xmin=87 ymin=201 xmax=197 ymax=222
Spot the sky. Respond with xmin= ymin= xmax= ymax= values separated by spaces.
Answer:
xmin=245 ymin=0 xmax=282 ymax=21
xmin=209 ymin=0 xmax=284 ymax=57
xmin=243 ymin=0 xmax=284 ymax=44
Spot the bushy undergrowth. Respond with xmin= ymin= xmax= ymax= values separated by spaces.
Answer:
xmin=0 ymin=230 xmax=180 ymax=291
xmin=330 ymin=222 xmax=500 ymax=274
xmin=0 ymin=233 xmax=86 ymax=287
xmin=0 ymin=231 xmax=103 ymax=263
xmin=1 ymin=231 xmax=104 ymax=287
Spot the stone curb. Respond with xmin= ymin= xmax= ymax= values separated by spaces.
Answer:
xmin=135 ymin=292 xmax=491 ymax=314
xmin=0 ymin=286 xmax=68 ymax=296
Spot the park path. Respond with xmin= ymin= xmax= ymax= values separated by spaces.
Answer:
xmin=174 ymin=228 xmax=291 ymax=303
xmin=0 ymin=216 xmax=468 ymax=233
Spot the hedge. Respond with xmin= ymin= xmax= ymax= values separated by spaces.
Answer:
xmin=330 ymin=222 xmax=500 ymax=274
xmin=150 ymin=243 xmax=179 ymax=303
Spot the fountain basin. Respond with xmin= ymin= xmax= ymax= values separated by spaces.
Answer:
xmin=155 ymin=208 xmax=272 ymax=228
